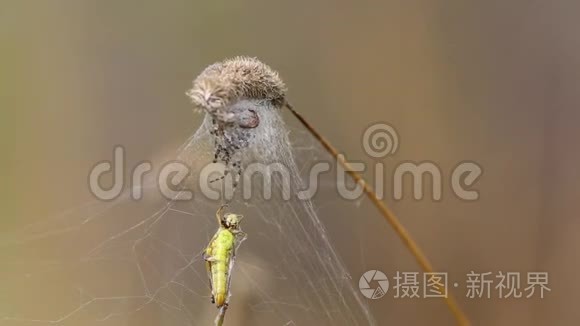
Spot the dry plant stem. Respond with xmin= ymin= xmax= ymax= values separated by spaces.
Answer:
xmin=285 ymin=103 xmax=470 ymax=326
xmin=215 ymin=305 xmax=227 ymax=326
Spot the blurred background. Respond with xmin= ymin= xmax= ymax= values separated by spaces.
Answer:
xmin=1 ymin=0 xmax=579 ymax=325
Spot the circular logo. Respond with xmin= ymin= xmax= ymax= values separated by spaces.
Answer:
xmin=359 ymin=270 xmax=389 ymax=299
xmin=362 ymin=123 xmax=399 ymax=158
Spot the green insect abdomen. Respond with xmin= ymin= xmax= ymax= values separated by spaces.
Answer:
xmin=209 ymin=229 xmax=235 ymax=307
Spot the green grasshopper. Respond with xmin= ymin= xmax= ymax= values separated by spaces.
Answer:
xmin=204 ymin=205 xmax=247 ymax=312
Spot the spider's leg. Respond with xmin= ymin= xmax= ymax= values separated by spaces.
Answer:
xmin=209 ymin=169 xmax=229 ymax=184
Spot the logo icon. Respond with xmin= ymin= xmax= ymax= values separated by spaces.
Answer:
xmin=359 ymin=270 xmax=389 ymax=299
xmin=362 ymin=123 xmax=399 ymax=158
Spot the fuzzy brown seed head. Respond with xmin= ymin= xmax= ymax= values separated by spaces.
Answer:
xmin=187 ymin=56 xmax=287 ymax=113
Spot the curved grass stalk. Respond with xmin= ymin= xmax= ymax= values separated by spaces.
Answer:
xmin=286 ymin=103 xmax=470 ymax=326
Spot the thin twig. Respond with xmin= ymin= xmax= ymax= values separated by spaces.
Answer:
xmin=285 ymin=103 xmax=470 ymax=326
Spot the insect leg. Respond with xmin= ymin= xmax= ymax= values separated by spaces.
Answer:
xmin=204 ymin=231 xmax=220 ymax=302
xmin=225 ymin=247 xmax=235 ymax=307
xmin=233 ymin=230 xmax=248 ymax=247
xmin=204 ymin=258 xmax=215 ymax=304
xmin=215 ymin=205 xmax=227 ymax=225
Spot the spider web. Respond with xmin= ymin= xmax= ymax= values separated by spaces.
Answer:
xmin=0 ymin=107 xmax=375 ymax=326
